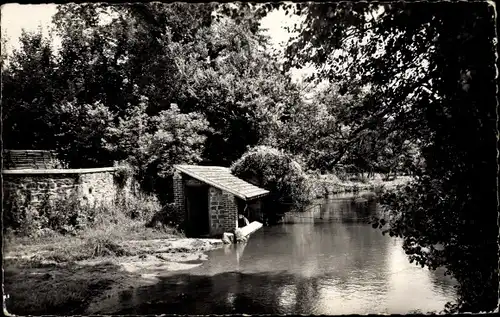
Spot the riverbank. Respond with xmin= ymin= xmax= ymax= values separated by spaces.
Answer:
xmin=309 ymin=173 xmax=412 ymax=198
xmin=4 ymin=232 xmax=223 ymax=315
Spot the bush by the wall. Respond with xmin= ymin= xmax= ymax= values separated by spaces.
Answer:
xmin=3 ymin=189 xmax=45 ymax=237
xmin=113 ymin=162 xmax=135 ymax=189
xmin=3 ymin=189 xmax=98 ymax=237
xmin=3 ymin=187 xmax=163 ymax=238
xmin=231 ymin=146 xmax=312 ymax=222
xmin=115 ymin=192 xmax=162 ymax=224
xmin=147 ymin=202 xmax=184 ymax=230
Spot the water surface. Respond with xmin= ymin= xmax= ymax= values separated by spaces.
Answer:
xmin=112 ymin=196 xmax=457 ymax=315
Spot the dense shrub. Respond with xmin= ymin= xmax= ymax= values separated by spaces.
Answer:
xmin=104 ymin=103 xmax=211 ymax=199
xmin=3 ymin=188 xmax=163 ymax=237
xmin=3 ymin=190 xmax=100 ymax=237
xmin=3 ymin=189 xmax=47 ymax=237
xmin=115 ymin=192 xmax=162 ymax=224
xmin=147 ymin=202 xmax=184 ymax=230
xmin=113 ymin=162 xmax=135 ymax=189
xmin=231 ymin=146 xmax=312 ymax=222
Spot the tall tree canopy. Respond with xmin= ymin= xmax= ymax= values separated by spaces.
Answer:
xmin=2 ymin=2 xmax=305 ymax=194
xmin=271 ymin=1 xmax=497 ymax=313
xmin=2 ymin=29 xmax=59 ymax=150
xmin=2 ymin=3 xmax=305 ymax=164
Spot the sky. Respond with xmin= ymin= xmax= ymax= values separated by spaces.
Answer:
xmin=1 ymin=4 xmax=295 ymax=55
xmin=260 ymin=7 xmax=299 ymax=50
xmin=1 ymin=4 xmax=58 ymax=55
xmin=1 ymin=3 xmax=314 ymax=81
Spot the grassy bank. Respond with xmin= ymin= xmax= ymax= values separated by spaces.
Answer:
xmin=4 ymin=221 xmax=223 ymax=315
xmin=3 ymin=192 xmax=223 ymax=315
xmin=308 ymin=173 xmax=412 ymax=198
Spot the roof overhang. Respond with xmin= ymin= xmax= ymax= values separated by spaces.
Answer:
xmin=174 ymin=165 xmax=269 ymax=201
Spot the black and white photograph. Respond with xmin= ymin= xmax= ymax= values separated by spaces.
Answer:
xmin=1 ymin=1 xmax=498 ymax=315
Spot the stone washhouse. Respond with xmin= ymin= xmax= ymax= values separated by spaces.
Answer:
xmin=173 ymin=165 xmax=269 ymax=238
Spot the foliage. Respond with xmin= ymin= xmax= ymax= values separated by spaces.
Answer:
xmin=3 ymin=189 xmax=98 ymax=237
xmin=2 ymin=29 xmax=59 ymax=150
xmin=0 ymin=33 xmax=8 ymax=69
xmin=107 ymin=103 xmax=211 ymax=174
xmin=113 ymin=162 xmax=135 ymax=188
xmin=266 ymin=1 xmax=498 ymax=312
xmin=117 ymin=192 xmax=162 ymax=225
xmin=271 ymin=84 xmax=347 ymax=172
xmin=104 ymin=102 xmax=211 ymax=199
xmin=171 ymin=12 xmax=303 ymax=165
xmin=3 ymin=190 xmax=45 ymax=237
xmin=231 ymin=146 xmax=312 ymax=219
xmin=3 ymin=186 xmax=163 ymax=237
xmin=147 ymin=202 xmax=184 ymax=231
xmin=56 ymin=100 xmax=116 ymax=167
xmin=2 ymin=2 xmax=304 ymax=200
xmin=4 ymin=3 xmax=496 ymax=312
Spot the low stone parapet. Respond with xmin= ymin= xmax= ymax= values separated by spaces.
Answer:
xmin=2 ymin=166 xmax=136 ymax=209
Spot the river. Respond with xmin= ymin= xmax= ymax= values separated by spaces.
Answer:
xmin=112 ymin=195 xmax=457 ymax=314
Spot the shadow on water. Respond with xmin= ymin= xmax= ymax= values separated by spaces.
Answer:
xmin=283 ymin=194 xmax=378 ymax=225
xmin=108 ymin=196 xmax=457 ymax=315
xmin=114 ymin=271 xmax=324 ymax=315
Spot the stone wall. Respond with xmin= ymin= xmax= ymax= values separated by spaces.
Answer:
xmin=2 ymin=167 xmax=134 ymax=209
xmin=172 ymin=170 xmax=186 ymax=224
xmin=208 ymin=187 xmax=238 ymax=236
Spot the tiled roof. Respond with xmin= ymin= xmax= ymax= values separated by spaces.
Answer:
xmin=173 ymin=165 xmax=269 ymax=201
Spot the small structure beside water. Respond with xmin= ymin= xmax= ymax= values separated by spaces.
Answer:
xmin=173 ymin=165 xmax=269 ymax=238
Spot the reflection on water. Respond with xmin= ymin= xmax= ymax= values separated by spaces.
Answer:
xmin=112 ymin=197 xmax=457 ymax=315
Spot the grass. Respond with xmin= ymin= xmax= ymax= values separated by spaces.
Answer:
xmin=4 ymin=188 xmax=184 ymax=258
xmin=3 ymin=215 xmax=181 ymax=314
xmin=3 ymin=225 xmax=215 ymax=316
xmin=3 ymin=190 xmax=189 ymax=315
xmin=3 ymin=259 xmax=135 ymax=315
xmin=4 ymin=216 xmax=183 ymax=262
xmin=3 ymin=218 xmax=189 ymax=315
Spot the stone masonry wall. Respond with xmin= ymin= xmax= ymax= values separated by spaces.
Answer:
xmin=209 ymin=187 xmax=238 ymax=236
xmin=172 ymin=170 xmax=185 ymax=224
xmin=2 ymin=167 xmax=134 ymax=209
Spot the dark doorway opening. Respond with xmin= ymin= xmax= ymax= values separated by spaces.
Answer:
xmin=236 ymin=198 xmax=246 ymax=216
xmin=185 ymin=185 xmax=209 ymax=237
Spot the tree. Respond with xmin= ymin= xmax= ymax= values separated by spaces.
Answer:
xmin=49 ymin=2 xmax=301 ymax=168
xmin=2 ymin=29 xmax=59 ymax=150
xmin=231 ymin=145 xmax=312 ymax=223
xmin=275 ymin=82 xmax=370 ymax=173
xmin=0 ymin=31 xmax=9 ymax=70
xmin=56 ymin=100 xmax=115 ymax=167
xmin=50 ymin=3 xmax=216 ymax=116
xmin=104 ymin=100 xmax=210 ymax=200
xmin=273 ymin=1 xmax=497 ymax=312
xmin=172 ymin=12 xmax=303 ymax=165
